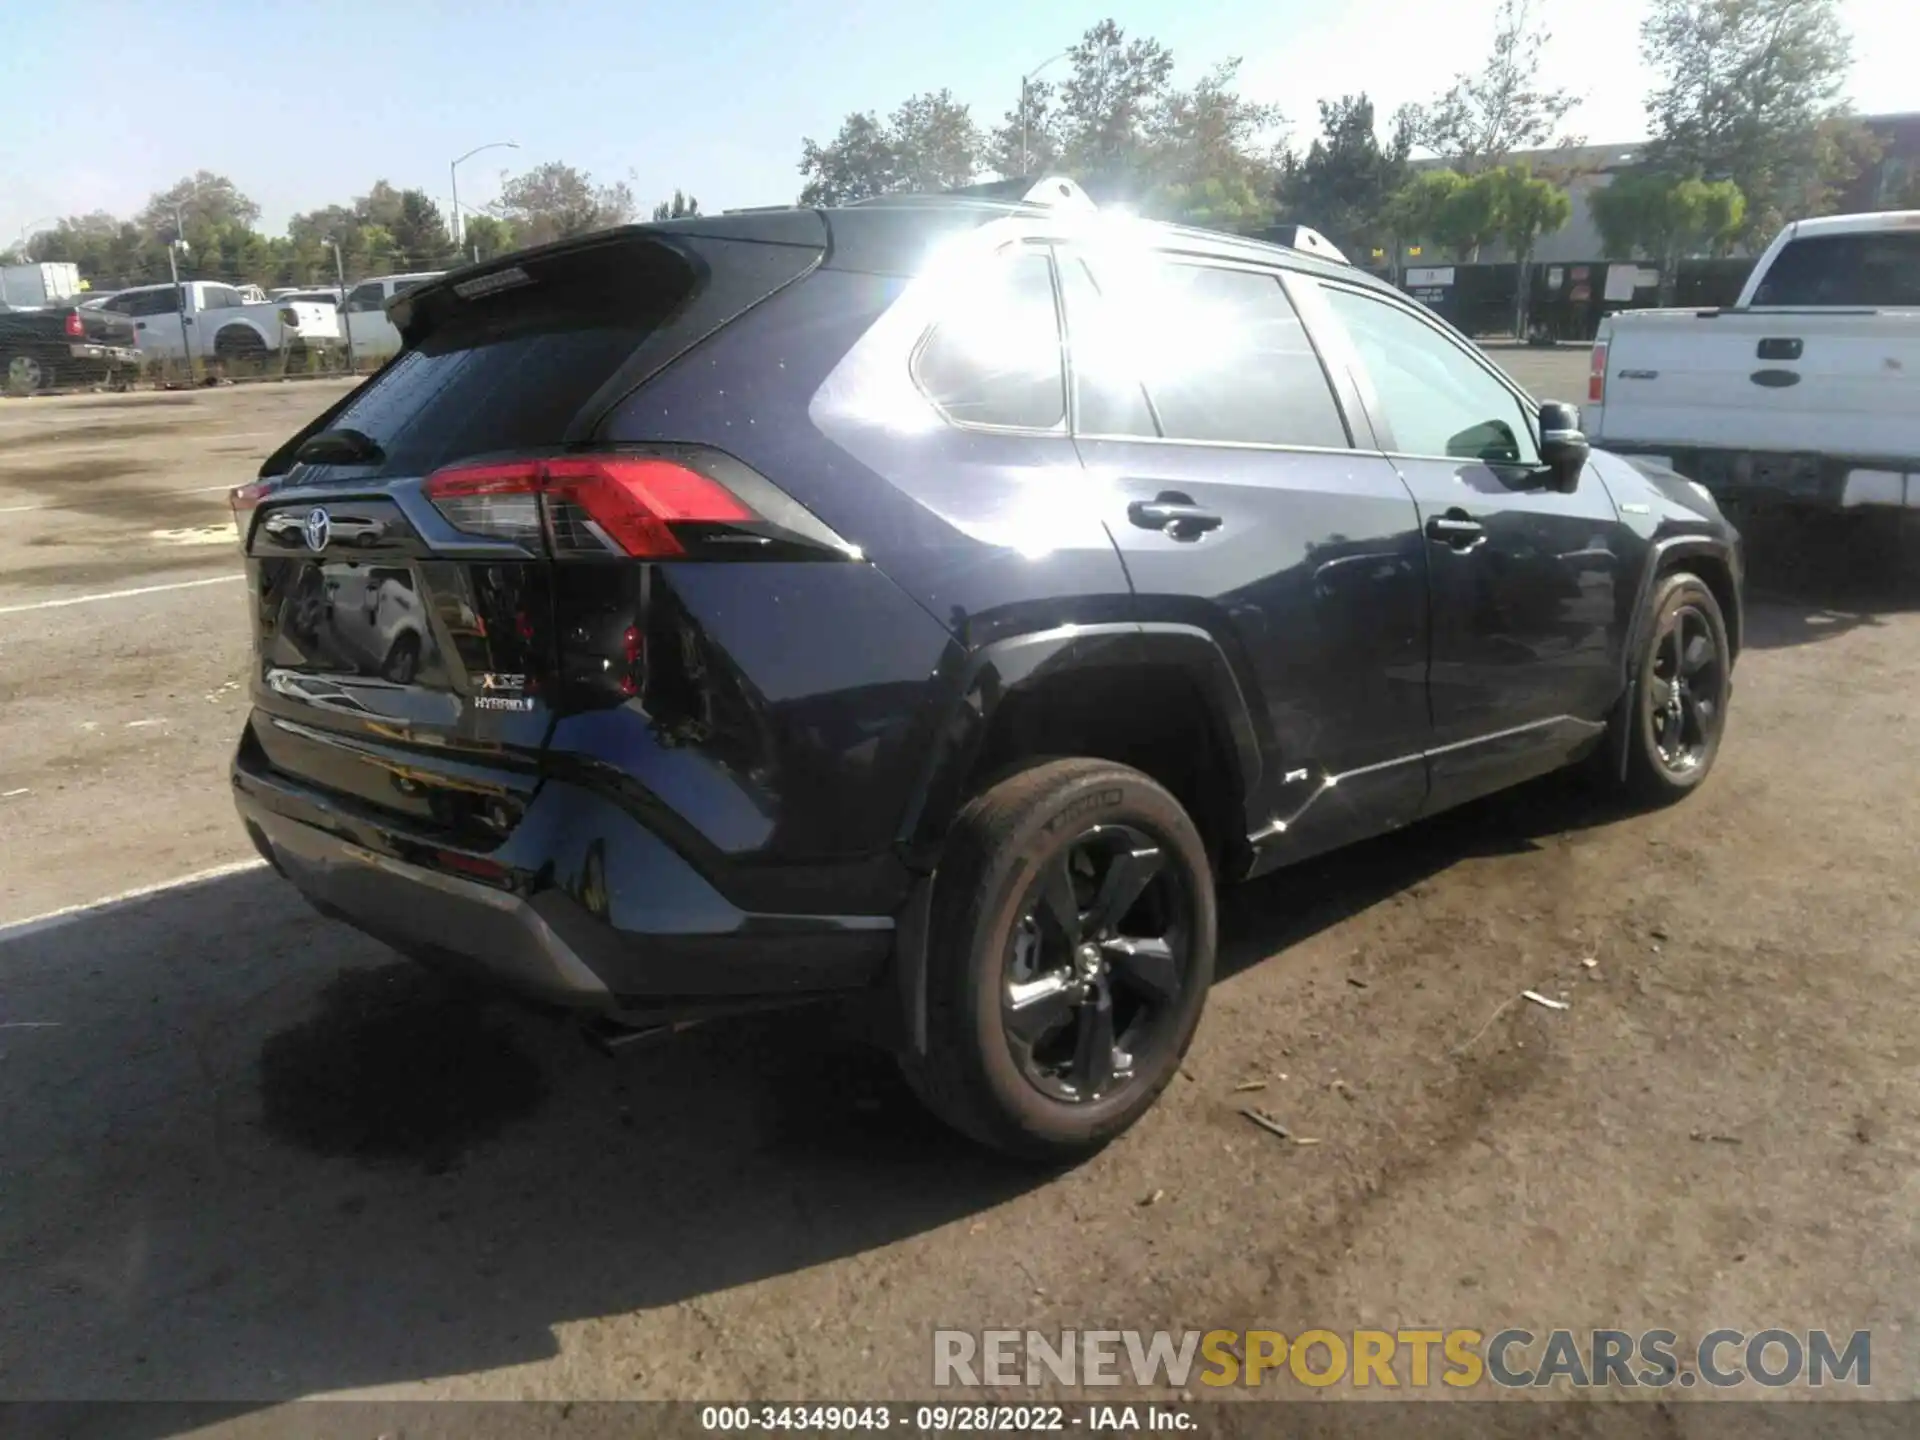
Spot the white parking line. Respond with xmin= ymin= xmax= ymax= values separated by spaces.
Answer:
xmin=0 ymin=859 xmax=269 ymax=945
xmin=0 ymin=482 xmax=241 ymax=515
xmin=0 ymin=573 xmax=242 ymax=616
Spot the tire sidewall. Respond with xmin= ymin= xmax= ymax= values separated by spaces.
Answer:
xmin=1633 ymin=574 xmax=1730 ymax=794
xmin=944 ymin=765 xmax=1216 ymax=1151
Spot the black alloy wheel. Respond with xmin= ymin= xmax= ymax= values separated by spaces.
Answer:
xmin=1647 ymin=599 xmax=1724 ymax=776
xmin=1002 ymin=823 xmax=1192 ymax=1105
xmin=904 ymin=758 xmax=1217 ymax=1160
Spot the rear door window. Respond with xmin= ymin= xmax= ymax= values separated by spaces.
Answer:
xmin=911 ymin=246 xmax=1066 ymax=431
xmin=345 ymin=282 xmax=387 ymax=314
xmin=1751 ymin=231 xmax=1920 ymax=307
xmin=299 ymin=237 xmax=700 ymax=478
xmin=1062 ymin=251 xmax=1350 ymax=449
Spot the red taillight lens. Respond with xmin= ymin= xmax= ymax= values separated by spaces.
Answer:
xmin=423 ymin=454 xmax=757 ymax=559
xmin=64 ymin=311 xmax=85 ymax=338
xmin=1588 ymin=341 xmax=1608 ymax=405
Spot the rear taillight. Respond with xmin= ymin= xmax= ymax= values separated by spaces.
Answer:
xmin=230 ymin=480 xmax=270 ymax=550
xmin=64 ymin=311 xmax=85 ymax=338
xmin=421 ymin=450 xmax=844 ymax=562
xmin=1588 ymin=340 xmax=1608 ymax=405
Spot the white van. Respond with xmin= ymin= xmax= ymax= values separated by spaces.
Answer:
xmin=338 ymin=271 xmax=443 ymax=364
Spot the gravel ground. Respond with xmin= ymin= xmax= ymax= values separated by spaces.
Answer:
xmin=0 ymin=363 xmax=1914 ymax=1427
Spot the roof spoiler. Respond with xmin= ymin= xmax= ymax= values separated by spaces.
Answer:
xmin=1267 ymin=224 xmax=1351 ymax=266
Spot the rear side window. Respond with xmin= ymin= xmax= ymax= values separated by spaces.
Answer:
xmin=125 ymin=288 xmax=181 ymax=317
xmin=912 ymin=247 xmax=1066 ymax=431
xmin=1751 ymin=231 xmax=1920 ymax=307
xmin=309 ymin=237 xmax=698 ymax=478
xmin=1062 ymin=252 xmax=1348 ymax=448
xmin=346 ymin=283 xmax=386 ymax=314
xmin=203 ymin=285 xmax=246 ymax=310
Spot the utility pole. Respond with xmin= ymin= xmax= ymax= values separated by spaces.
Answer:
xmin=169 ymin=209 xmax=196 ymax=386
xmin=330 ymin=240 xmax=356 ymax=374
xmin=450 ymin=140 xmax=519 ymax=248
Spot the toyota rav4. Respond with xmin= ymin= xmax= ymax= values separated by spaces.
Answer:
xmin=229 ymin=178 xmax=1742 ymax=1160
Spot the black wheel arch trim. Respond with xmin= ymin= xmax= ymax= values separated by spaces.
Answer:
xmin=892 ymin=621 xmax=1269 ymax=873
xmin=1609 ymin=532 xmax=1742 ymax=782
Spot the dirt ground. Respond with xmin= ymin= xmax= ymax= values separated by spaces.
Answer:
xmin=1 ymin=365 xmax=1916 ymax=1426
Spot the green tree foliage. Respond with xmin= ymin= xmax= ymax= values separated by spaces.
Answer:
xmin=459 ymin=214 xmax=516 ymax=261
xmin=1590 ymin=171 xmax=1747 ymax=299
xmin=1639 ymin=0 xmax=1867 ymax=239
xmin=1383 ymin=169 xmax=1465 ymax=263
xmin=496 ymin=162 xmax=637 ymax=248
xmin=1492 ymin=163 xmax=1574 ymax=330
xmin=807 ymin=20 xmax=1281 ymax=231
xmin=1407 ymin=0 xmax=1581 ymax=168
xmin=799 ymin=93 xmax=985 ymax=205
xmin=651 ymin=189 xmax=701 ymax=221
xmin=390 ymin=191 xmax=456 ymax=269
xmin=1275 ymin=95 xmax=1412 ymax=260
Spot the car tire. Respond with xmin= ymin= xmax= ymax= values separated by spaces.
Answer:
xmin=902 ymin=758 xmax=1217 ymax=1161
xmin=4 ymin=353 xmax=49 ymax=394
xmin=1619 ymin=571 xmax=1733 ymax=805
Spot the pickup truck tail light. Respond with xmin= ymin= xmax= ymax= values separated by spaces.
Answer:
xmin=1588 ymin=340 xmax=1608 ymax=405
xmin=63 ymin=311 xmax=85 ymax=338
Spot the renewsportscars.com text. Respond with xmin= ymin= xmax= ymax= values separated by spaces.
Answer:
xmin=933 ymin=1328 xmax=1871 ymax=1390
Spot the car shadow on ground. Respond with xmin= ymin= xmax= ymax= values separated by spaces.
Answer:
xmin=1737 ymin=514 xmax=1920 ymax=652
xmin=0 ymin=765 xmax=1646 ymax=1414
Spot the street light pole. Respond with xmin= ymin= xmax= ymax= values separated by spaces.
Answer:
xmin=449 ymin=140 xmax=519 ymax=250
xmin=15 ymin=216 xmax=57 ymax=263
xmin=1019 ymin=51 xmax=1071 ymax=178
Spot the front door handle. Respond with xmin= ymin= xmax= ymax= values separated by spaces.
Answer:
xmin=1425 ymin=509 xmax=1486 ymax=549
xmin=1129 ymin=493 xmax=1222 ymax=540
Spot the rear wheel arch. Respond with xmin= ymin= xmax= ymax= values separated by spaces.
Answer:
xmin=898 ymin=624 xmax=1267 ymax=881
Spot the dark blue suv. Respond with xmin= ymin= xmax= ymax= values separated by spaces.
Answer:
xmin=230 ymin=179 xmax=1742 ymax=1159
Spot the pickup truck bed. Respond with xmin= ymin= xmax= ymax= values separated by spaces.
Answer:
xmin=1587 ymin=212 xmax=1920 ymax=519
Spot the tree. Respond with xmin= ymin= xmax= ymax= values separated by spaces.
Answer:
xmin=799 ymin=111 xmax=901 ymax=205
xmin=1275 ymin=94 xmax=1411 ymax=260
xmin=496 ymin=162 xmax=636 ymax=248
xmin=390 ymin=190 xmax=455 ymax=268
xmin=1054 ymin=19 xmax=1176 ymax=194
xmin=1640 ymin=0 xmax=1864 ymax=239
xmin=1384 ymin=169 xmax=1464 ymax=270
xmin=651 ymin=189 xmax=701 ymax=221
xmin=1433 ymin=169 xmax=1509 ymax=261
xmin=1408 ymin=0 xmax=1580 ymax=168
xmin=1146 ymin=60 xmax=1285 ymax=230
xmin=1591 ymin=171 xmax=1746 ymax=300
xmin=137 ymin=172 xmax=260 ymax=239
xmin=1491 ymin=163 xmax=1573 ymax=332
xmin=460 ymin=214 xmax=515 ymax=262
xmin=798 ymin=92 xmax=984 ymax=204
xmin=889 ymin=90 xmax=984 ymax=192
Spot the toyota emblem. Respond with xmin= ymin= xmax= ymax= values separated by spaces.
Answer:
xmin=302 ymin=507 xmax=331 ymax=552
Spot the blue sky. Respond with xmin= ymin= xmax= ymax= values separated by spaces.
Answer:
xmin=1 ymin=0 xmax=1910 ymax=245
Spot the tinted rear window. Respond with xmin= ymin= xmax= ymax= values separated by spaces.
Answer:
xmin=306 ymin=239 xmax=698 ymax=477
xmin=1752 ymin=231 xmax=1920 ymax=307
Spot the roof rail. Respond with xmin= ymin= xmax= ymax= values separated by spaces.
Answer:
xmin=1267 ymin=224 xmax=1351 ymax=266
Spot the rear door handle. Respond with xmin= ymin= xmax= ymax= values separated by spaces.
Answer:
xmin=1128 ymin=493 xmax=1222 ymax=540
xmin=1425 ymin=510 xmax=1485 ymax=549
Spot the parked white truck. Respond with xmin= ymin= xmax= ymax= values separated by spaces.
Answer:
xmin=93 ymin=281 xmax=343 ymax=370
xmin=1586 ymin=210 xmax=1920 ymax=531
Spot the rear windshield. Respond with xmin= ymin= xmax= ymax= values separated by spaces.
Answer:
xmin=1751 ymin=231 xmax=1920 ymax=307
xmin=300 ymin=238 xmax=698 ymax=477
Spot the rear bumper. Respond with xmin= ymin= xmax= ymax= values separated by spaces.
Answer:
xmin=1603 ymin=444 xmax=1920 ymax=512
xmin=67 ymin=342 xmax=141 ymax=367
xmin=233 ymin=731 xmax=895 ymax=1011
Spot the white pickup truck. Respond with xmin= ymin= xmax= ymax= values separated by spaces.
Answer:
xmin=93 ymin=281 xmax=343 ymax=369
xmin=1586 ymin=210 xmax=1920 ymax=527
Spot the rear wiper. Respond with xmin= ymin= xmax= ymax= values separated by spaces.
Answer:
xmin=294 ymin=427 xmax=385 ymax=465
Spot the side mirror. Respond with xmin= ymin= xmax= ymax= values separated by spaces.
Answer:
xmin=1538 ymin=400 xmax=1590 ymax=492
